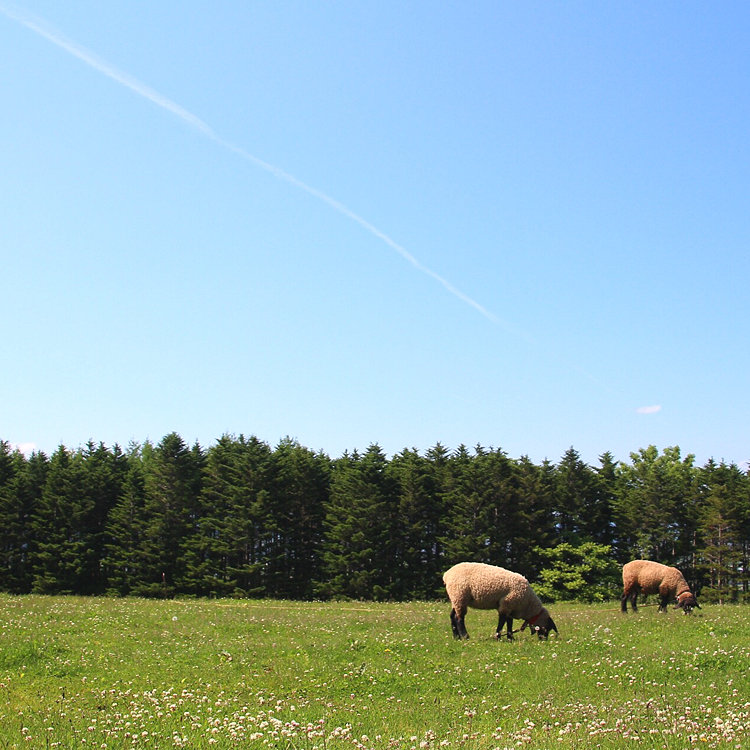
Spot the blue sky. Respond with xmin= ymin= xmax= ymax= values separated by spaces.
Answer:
xmin=2 ymin=2 xmax=749 ymax=467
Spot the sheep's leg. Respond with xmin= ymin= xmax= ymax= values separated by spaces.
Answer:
xmin=658 ymin=594 xmax=669 ymax=612
xmin=450 ymin=608 xmax=461 ymax=639
xmin=622 ymin=583 xmax=638 ymax=612
xmin=452 ymin=606 xmax=469 ymax=639
xmin=505 ymin=616 xmax=514 ymax=641
xmin=459 ymin=612 xmax=469 ymax=639
xmin=495 ymin=612 xmax=507 ymax=640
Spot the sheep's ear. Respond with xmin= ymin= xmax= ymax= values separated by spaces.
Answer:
xmin=548 ymin=617 xmax=558 ymax=634
xmin=694 ymin=601 xmax=701 ymax=609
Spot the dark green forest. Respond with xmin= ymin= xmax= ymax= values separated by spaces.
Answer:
xmin=1 ymin=435 xmax=748 ymax=603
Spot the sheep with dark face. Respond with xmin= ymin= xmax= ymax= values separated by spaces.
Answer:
xmin=621 ymin=560 xmax=700 ymax=614
xmin=443 ymin=562 xmax=558 ymax=640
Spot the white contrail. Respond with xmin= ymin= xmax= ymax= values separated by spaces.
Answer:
xmin=0 ymin=2 xmax=517 ymax=333
xmin=0 ymin=3 xmax=215 ymax=138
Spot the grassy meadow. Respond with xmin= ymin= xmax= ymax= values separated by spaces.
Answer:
xmin=0 ymin=595 xmax=748 ymax=749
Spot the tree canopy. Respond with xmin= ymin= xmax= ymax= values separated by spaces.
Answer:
xmin=0 ymin=437 xmax=748 ymax=602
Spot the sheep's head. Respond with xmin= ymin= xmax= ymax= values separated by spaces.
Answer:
xmin=521 ymin=609 xmax=559 ymax=639
xmin=676 ymin=591 xmax=700 ymax=614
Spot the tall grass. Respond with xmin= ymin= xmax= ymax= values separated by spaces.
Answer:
xmin=0 ymin=595 xmax=748 ymax=748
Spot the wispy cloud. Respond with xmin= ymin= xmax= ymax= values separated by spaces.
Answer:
xmin=0 ymin=3 xmax=215 ymax=137
xmin=0 ymin=2 xmax=512 ymax=332
xmin=11 ymin=442 xmax=37 ymax=456
xmin=636 ymin=405 xmax=662 ymax=415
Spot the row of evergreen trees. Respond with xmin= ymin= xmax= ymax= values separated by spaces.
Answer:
xmin=1 ymin=435 xmax=748 ymax=602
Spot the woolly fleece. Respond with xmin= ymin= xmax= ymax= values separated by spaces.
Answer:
xmin=443 ymin=562 xmax=544 ymax=621
xmin=622 ymin=559 xmax=693 ymax=602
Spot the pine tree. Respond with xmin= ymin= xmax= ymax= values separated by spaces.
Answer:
xmin=0 ymin=440 xmax=14 ymax=493
xmin=183 ymin=434 xmax=275 ymax=597
xmin=138 ymin=434 xmax=204 ymax=597
xmin=179 ymin=434 xmax=238 ymax=597
xmin=425 ymin=443 xmax=455 ymax=584
xmin=30 ymin=446 xmax=85 ymax=593
xmin=223 ymin=434 xmax=274 ymax=596
xmin=512 ymin=455 xmax=557 ymax=579
xmin=0 ymin=442 xmax=21 ymax=591
xmin=440 ymin=445 xmax=502 ymax=565
xmin=591 ymin=452 xmax=618 ymax=551
xmin=265 ymin=438 xmax=329 ymax=598
xmin=0 ymin=444 xmax=47 ymax=593
xmin=78 ymin=441 xmax=128 ymax=593
xmin=696 ymin=461 xmax=748 ymax=602
xmin=103 ymin=444 xmax=149 ymax=595
xmin=387 ymin=447 xmax=443 ymax=599
xmin=471 ymin=447 xmax=523 ymax=568
xmin=318 ymin=445 xmax=396 ymax=600
xmin=553 ymin=447 xmax=598 ymax=545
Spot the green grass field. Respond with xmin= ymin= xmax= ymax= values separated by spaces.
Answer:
xmin=0 ymin=595 xmax=748 ymax=749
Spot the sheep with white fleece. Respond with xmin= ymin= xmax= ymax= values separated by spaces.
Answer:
xmin=443 ymin=562 xmax=558 ymax=640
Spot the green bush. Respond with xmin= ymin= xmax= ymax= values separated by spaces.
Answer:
xmin=533 ymin=542 xmax=620 ymax=602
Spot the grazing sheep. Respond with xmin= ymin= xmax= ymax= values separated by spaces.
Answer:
xmin=621 ymin=560 xmax=700 ymax=614
xmin=443 ymin=562 xmax=558 ymax=640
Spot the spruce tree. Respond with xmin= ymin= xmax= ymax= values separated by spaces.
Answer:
xmin=696 ymin=460 xmax=748 ymax=601
xmin=591 ymin=452 xmax=618 ymax=551
xmin=318 ymin=445 xmax=396 ymax=600
xmin=78 ymin=441 xmax=128 ymax=593
xmin=553 ymin=447 xmax=597 ymax=544
xmin=30 ymin=446 xmax=85 ymax=593
xmin=103 ymin=444 xmax=149 ymax=595
xmin=440 ymin=445 xmax=494 ymax=565
xmin=184 ymin=434 xmax=274 ymax=597
xmin=0 ymin=444 xmax=47 ymax=593
xmin=513 ymin=456 xmax=557 ymax=579
xmin=265 ymin=438 xmax=329 ymax=599
xmin=387 ymin=447 xmax=443 ymax=599
xmin=223 ymin=434 xmax=274 ymax=596
xmin=453 ymin=446 xmax=525 ymax=571
xmin=139 ymin=433 xmax=204 ymax=597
